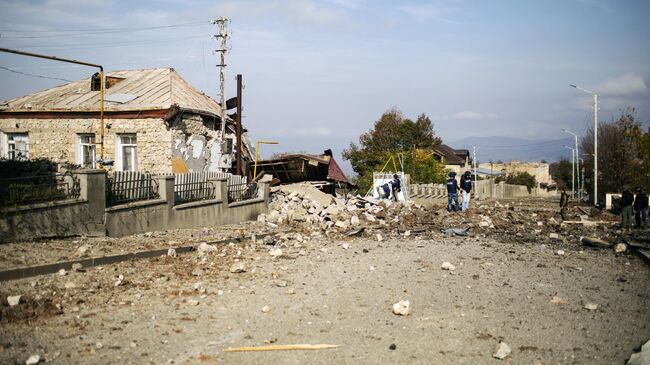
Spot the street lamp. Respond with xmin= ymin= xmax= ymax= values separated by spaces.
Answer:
xmin=562 ymin=128 xmax=580 ymax=199
xmin=564 ymin=146 xmax=575 ymax=198
xmin=570 ymin=84 xmax=599 ymax=205
xmin=253 ymin=140 xmax=279 ymax=178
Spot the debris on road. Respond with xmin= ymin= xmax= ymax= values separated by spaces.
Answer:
xmin=580 ymin=237 xmax=612 ymax=249
xmin=229 ymin=263 xmax=246 ymax=273
xmin=392 ymin=300 xmax=411 ymax=316
xmin=584 ymin=303 xmax=598 ymax=311
xmin=7 ymin=295 xmax=21 ymax=306
xmin=223 ymin=344 xmax=340 ymax=352
xmin=441 ymin=262 xmax=456 ymax=271
xmin=493 ymin=341 xmax=511 ymax=360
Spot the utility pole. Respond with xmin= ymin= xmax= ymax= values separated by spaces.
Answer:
xmin=564 ymin=146 xmax=575 ymax=197
xmin=235 ymin=74 xmax=243 ymax=176
xmin=570 ymin=84 xmax=598 ymax=205
xmin=473 ymin=146 xmax=477 ymax=198
xmin=211 ymin=17 xmax=229 ymax=137
xmin=593 ymin=93 xmax=599 ymax=205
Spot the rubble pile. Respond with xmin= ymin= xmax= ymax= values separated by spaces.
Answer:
xmin=258 ymin=183 xmax=433 ymax=238
xmin=259 ymin=185 xmax=646 ymax=260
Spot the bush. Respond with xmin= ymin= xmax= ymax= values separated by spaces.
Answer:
xmin=505 ymin=172 xmax=537 ymax=193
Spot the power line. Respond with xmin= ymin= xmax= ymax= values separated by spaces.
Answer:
xmin=473 ymin=138 xmax=571 ymax=150
xmin=0 ymin=65 xmax=73 ymax=82
xmin=0 ymin=21 xmax=208 ymax=38
xmin=15 ymin=34 xmax=207 ymax=52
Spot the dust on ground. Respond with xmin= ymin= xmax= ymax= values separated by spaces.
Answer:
xmin=1 ymin=195 xmax=649 ymax=364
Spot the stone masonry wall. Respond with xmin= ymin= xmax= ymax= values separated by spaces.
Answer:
xmin=0 ymin=117 xmax=173 ymax=173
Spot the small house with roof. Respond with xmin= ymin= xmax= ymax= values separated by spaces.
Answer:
xmin=0 ymin=67 xmax=252 ymax=173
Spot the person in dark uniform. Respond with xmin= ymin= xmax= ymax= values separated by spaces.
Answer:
xmin=633 ymin=187 xmax=648 ymax=228
xmin=460 ymin=171 xmax=472 ymax=211
xmin=446 ymin=172 xmax=459 ymax=212
xmin=390 ymin=174 xmax=401 ymax=202
xmin=559 ymin=188 xmax=569 ymax=220
xmin=620 ymin=187 xmax=634 ymax=229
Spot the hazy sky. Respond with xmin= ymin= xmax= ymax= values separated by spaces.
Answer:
xmin=1 ymin=0 xmax=649 ymax=172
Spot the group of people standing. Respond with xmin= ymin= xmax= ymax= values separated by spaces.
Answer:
xmin=620 ymin=187 xmax=648 ymax=229
xmin=446 ymin=171 xmax=473 ymax=212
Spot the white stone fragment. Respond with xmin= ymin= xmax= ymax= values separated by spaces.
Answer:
xmin=441 ymin=262 xmax=456 ymax=271
xmin=392 ymin=300 xmax=411 ymax=316
xmin=493 ymin=342 xmax=511 ymax=359
xmin=7 ymin=295 xmax=21 ymax=306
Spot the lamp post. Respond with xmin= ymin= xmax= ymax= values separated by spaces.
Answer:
xmin=253 ymin=140 xmax=279 ymax=179
xmin=562 ymin=128 xmax=580 ymax=199
xmin=564 ymin=146 xmax=575 ymax=198
xmin=570 ymin=84 xmax=599 ymax=205
xmin=579 ymin=158 xmax=584 ymax=201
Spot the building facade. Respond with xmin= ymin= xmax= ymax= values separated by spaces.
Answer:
xmin=0 ymin=68 xmax=252 ymax=174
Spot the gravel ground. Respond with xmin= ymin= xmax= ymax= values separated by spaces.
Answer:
xmin=1 ymin=214 xmax=649 ymax=364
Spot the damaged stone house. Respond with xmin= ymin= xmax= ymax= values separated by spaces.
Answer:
xmin=0 ymin=67 xmax=253 ymax=173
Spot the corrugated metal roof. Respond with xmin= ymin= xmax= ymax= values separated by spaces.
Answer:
xmin=0 ymin=68 xmax=223 ymax=116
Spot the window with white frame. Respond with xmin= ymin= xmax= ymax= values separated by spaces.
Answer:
xmin=77 ymin=134 xmax=96 ymax=168
xmin=116 ymin=134 xmax=137 ymax=171
xmin=4 ymin=133 xmax=29 ymax=160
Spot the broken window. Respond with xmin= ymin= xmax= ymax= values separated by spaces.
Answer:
xmin=77 ymin=134 xmax=96 ymax=168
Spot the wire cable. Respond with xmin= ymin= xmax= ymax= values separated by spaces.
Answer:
xmin=0 ymin=65 xmax=73 ymax=82
xmin=0 ymin=21 xmax=208 ymax=38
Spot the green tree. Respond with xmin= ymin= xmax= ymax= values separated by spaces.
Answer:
xmin=505 ymin=171 xmax=537 ymax=192
xmin=580 ymin=107 xmax=649 ymax=201
xmin=549 ymin=158 xmax=573 ymax=189
xmin=343 ymin=108 xmax=443 ymax=191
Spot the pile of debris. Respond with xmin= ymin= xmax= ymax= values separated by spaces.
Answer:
xmin=258 ymin=183 xmax=432 ymax=237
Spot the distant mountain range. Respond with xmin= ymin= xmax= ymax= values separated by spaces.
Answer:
xmin=449 ymin=136 xmax=575 ymax=163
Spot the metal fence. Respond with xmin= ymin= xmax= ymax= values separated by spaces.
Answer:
xmin=228 ymin=182 xmax=259 ymax=203
xmin=174 ymin=172 xmax=216 ymax=204
xmin=107 ymin=171 xmax=159 ymax=206
xmin=0 ymin=171 xmax=81 ymax=207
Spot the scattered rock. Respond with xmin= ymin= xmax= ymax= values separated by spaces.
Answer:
xmin=197 ymin=242 xmax=216 ymax=254
xmin=493 ymin=342 xmax=511 ymax=359
xmin=71 ymin=263 xmax=84 ymax=272
xmin=114 ymin=274 xmax=124 ymax=287
xmin=7 ymin=295 xmax=21 ymax=307
xmin=187 ymin=299 xmax=199 ymax=306
xmin=229 ymin=263 xmax=246 ymax=273
xmin=76 ymin=244 xmax=91 ymax=257
xmin=167 ymin=248 xmax=177 ymax=257
xmin=58 ymin=269 xmax=67 ymax=276
xmin=392 ymin=300 xmax=411 ymax=316
xmin=389 ymin=343 xmax=397 ymax=350
xmin=376 ymin=234 xmax=383 ymax=242
xmin=64 ymin=281 xmax=76 ymax=289
xmin=550 ymin=296 xmax=568 ymax=305
xmin=341 ymin=243 xmax=350 ymax=250
xmin=191 ymin=268 xmax=204 ymax=276
xmin=269 ymin=248 xmax=283 ymax=258
xmin=350 ymin=215 xmax=360 ymax=226
xmin=556 ymin=250 xmax=565 ymax=256
xmin=549 ymin=233 xmax=560 ymax=240
xmin=25 ymin=354 xmax=41 ymax=365
xmin=263 ymin=236 xmax=276 ymax=245
xmin=615 ymin=243 xmax=627 ymax=253
xmin=441 ymin=262 xmax=456 ymax=271
xmin=261 ymin=305 xmax=271 ymax=313
xmin=584 ymin=303 xmax=598 ymax=311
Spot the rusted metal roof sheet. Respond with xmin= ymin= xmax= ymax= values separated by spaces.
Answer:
xmin=0 ymin=68 xmax=223 ymax=116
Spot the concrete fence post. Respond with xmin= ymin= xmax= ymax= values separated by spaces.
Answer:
xmin=73 ymin=169 xmax=106 ymax=231
xmin=208 ymin=177 xmax=228 ymax=202
xmin=156 ymin=175 xmax=175 ymax=207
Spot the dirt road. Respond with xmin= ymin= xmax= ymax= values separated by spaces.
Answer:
xmin=1 ymin=219 xmax=649 ymax=364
